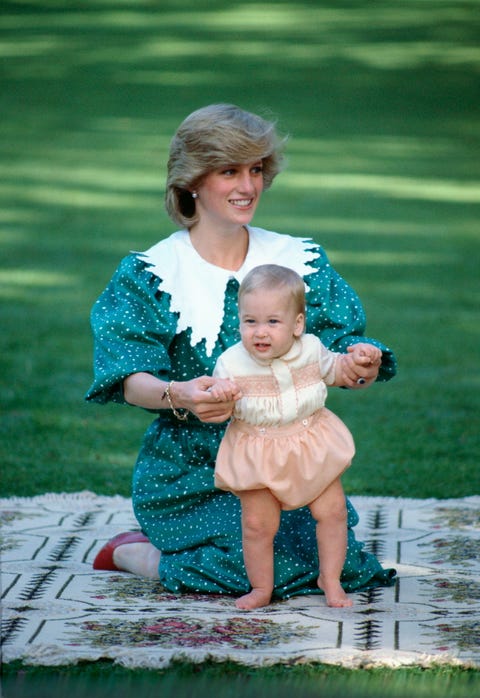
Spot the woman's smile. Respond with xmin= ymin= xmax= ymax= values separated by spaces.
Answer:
xmin=194 ymin=162 xmax=264 ymax=228
xmin=229 ymin=198 xmax=254 ymax=208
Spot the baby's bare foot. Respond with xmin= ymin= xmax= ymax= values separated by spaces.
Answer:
xmin=326 ymin=593 xmax=353 ymax=608
xmin=235 ymin=589 xmax=271 ymax=610
xmin=318 ymin=575 xmax=353 ymax=608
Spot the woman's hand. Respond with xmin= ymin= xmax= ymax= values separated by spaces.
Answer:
xmin=124 ymin=372 xmax=242 ymax=423
xmin=337 ymin=344 xmax=382 ymax=389
xmin=123 ymin=372 xmax=241 ymax=422
xmin=171 ymin=376 xmax=242 ymax=423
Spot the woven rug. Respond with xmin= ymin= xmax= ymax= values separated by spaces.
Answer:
xmin=1 ymin=492 xmax=478 ymax=669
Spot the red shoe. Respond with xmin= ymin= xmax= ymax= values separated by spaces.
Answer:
xmin=93 ymin=531 xmax=150 ymax=570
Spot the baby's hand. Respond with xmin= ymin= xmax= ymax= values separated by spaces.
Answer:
xmin=347 ymin=343 xmax=382 ymax=367
xmin=208 ymin=378 xmax=242 ymax=403
xmin=339 ymin=343 xmax=382 ymax=388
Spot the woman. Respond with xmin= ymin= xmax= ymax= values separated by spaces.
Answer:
xmin=87 ymin=104 xmax=397 ymax=599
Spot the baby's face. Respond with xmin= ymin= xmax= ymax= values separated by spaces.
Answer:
xmin=239 ymin=288 xmax=304 ymax=361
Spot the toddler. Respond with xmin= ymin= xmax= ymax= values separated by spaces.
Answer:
xmin=211 ymin=264 xmax=382 ymax=610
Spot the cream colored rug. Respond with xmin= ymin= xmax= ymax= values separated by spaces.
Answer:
xmin=1 ymin=492 xmax=478 ymax=669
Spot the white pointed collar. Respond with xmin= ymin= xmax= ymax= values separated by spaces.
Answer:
xmin=136 ymin=226 xmax=319 ymax=356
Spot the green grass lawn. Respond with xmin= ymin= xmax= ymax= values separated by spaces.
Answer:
xmin=1 ymin=0 xmax=479 ymax=695
xmin=3 ymin=660 xmax=480 ymax=698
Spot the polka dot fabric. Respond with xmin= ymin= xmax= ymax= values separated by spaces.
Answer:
xmin=86 ymin=234 xmax=397 ymax=599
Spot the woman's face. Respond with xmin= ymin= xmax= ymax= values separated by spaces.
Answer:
xmin=194 ymin=161 xmax=264 ymax=230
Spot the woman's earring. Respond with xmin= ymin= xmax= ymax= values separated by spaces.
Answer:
xmin=192 ymin=191 xmax=198 ymax=199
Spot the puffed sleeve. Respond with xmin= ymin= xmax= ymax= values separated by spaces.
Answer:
xmin=85 ymin=254 xmax=178 ymax=405
xmin=304 ymin=245 xmax=397 ymax=382
xmin=212 ymin=355 xmax=229 ymax=380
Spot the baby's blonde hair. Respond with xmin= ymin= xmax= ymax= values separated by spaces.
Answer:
xmin=165 ymin=104 xmax=286 ymax=228
xmin=238 ymin=264 xmax=306 ymax=316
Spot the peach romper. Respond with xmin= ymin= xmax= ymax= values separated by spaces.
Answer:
xmin=213 ymin=334 xmax=355 ymax=510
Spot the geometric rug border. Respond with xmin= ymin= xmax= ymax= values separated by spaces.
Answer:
xmin=2 ymin=491 xmax=479 ymax=669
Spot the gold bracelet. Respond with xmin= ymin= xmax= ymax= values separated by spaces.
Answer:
xmin=162 ymin=381 xmax=188 ymax=421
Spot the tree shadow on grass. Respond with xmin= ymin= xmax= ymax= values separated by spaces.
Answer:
xmin=1 ymin=0 xmax=479 ymax=498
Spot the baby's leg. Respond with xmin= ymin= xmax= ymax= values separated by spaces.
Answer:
xmin=236 ymin=489 xmax=281 ymax=610
xmin=309 ymin=478 xmax=353 ymax=608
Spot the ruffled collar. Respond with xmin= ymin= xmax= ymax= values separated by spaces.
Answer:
xmin=137 ymin=227 xmax=319 ymax=356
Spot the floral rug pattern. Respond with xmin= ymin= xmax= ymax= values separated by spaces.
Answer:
xmin=1 ymin=492 xmax=479 ymax=669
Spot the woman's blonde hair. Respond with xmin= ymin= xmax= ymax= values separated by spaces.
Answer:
xmin=238 ymin=264 xmax=306 ymax=316
xmin=165 ymin=104 xmax=286 ymax=228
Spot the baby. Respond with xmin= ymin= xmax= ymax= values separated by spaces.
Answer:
xmin=210 ymin=264 xmax=382 ymax=610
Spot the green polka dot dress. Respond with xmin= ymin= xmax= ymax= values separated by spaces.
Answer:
xmin=86 ymin=228 xmax=397 ymax=599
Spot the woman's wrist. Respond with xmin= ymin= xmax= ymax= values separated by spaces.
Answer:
xmin=162 ymin=380 xmax=189 ymax=421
